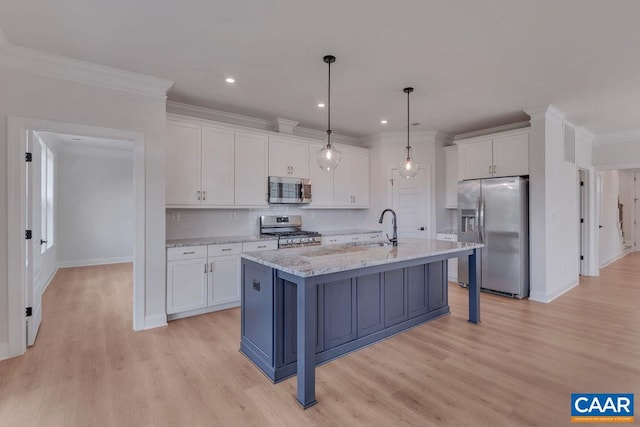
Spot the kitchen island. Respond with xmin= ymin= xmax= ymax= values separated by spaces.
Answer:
xmin=240 ymin=238 xmax=483 ymax=409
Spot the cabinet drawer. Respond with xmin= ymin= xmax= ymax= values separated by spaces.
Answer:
xmin=242 ymin=240 xmax=278 ymax=252
xmin=167 ymin=245 xmax=207 ymax=261
xmin=208 ymin=243 xmax=242 ymax=256
xmin=362 ymin=232 xmax=383 ymax=241
xmin=322 ymin=235 xmax=345 ymax=245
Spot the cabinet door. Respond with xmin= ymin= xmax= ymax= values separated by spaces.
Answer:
xmin=428 ymin=261 xmax=447 ymax=311
xmin=323 ymin=279 xmax=357 ymax=349
xmin=235 ymin=132 xmax=268 ymax=206
xmin=287 ymin=139 xmax=310 ymax=179
xmin=492 ymin=132 xmax=529 ymax=177
xmin=208 ymin=255 xmax=240 ymax=306
xmin=332 ymin=151 xmax=352 ymax=206
xmin=242 ymin=262 xmax=274 ymax=365
xmin=308 ymin=143 xmax=334 ymax=206
xmin=350 ymin=150 xmax=370 ymax=207
xmin=268 ymin=137 xmax=290 ymax=177
xmin=384 ymin=269 xmax=407 ymax=327
xmin=459 ymin=139 xmax=493 ymax=180
xmin=201 ymin=126 xmax=235 ymax=206
xmin=166 ymin=121 xmax=201 ymax=205
xmin=444 ymin=147 xmax=458 ymax=208
xmin=356 ymin=274 xmax=384 ymax=337
xmin=167 ymin=258 xmax=208 ymax=314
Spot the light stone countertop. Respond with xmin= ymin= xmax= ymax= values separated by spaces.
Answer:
xmin=241 ymin=238 xmax=483 ymax=278
xmin=166 ymin=235 xmax=278 ymax=248
xmin=319 ymin=229 xmax=383 ymax=236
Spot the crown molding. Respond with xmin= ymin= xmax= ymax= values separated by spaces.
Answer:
xmin=524 ymin=104 xmax=566 ymax=121
xmin=593 ymin=129 xmax=640 ymax=146
xmin=453 ymin=121 xmax=531 ymax=141
xmin=0 ymin=42 xmax=173 ymax=99
xmin=167 ymin=100 xmax=361 ymax=146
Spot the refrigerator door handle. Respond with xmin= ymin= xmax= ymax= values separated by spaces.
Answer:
xmin=479 ymin=198 xmax=485 ymax=243
xmin=475 ymin=197 xmax=481 ymax=243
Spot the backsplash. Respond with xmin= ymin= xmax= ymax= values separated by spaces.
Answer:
xmin=166 ymin=207 xmax=372 ymax=240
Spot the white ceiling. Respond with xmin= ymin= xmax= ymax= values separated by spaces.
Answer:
xmin=2 ymin=0 xmax=639 ymax=137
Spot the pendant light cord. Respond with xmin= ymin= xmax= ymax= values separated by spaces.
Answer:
xmin=406 ymin=88 xmax=410 ymax=159
xmin=327 ymin=58 xmax=332 ymax=147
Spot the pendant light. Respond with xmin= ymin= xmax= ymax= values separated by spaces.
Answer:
xmin=398 ymin=87 xmax=418 ymax=179
xmin=316 ymin=55 xmax=342 ymax=171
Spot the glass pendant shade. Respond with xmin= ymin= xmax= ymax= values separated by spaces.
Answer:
xmin=317 ymin=141 xmax=342 ymax=172
xmin=398 ymin=155 xmax=419 ymax=179
xmin=317 ymin=54 xmax=342 ymax=171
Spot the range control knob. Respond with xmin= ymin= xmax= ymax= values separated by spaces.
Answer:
xmin=287 ymin=239 xmax=294 ymax=244
xmin=310 ymin=237 xmax=316 ymax=242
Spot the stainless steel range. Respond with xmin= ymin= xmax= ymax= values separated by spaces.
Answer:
xmin=260 ymin=215 xmax=322 ymax=248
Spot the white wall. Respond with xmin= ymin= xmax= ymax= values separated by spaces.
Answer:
xmin=598 ymin=170 xmax=624 ymax=266
xmin=593 ymin=140 xmax=640 ymax=168
xmin=527 ymin=106 xmax=584 ymax=303
xmin=57 ymin=149 xmax=134 ymax=267
xmin=0 ymin=66 xmax=168 ymax=351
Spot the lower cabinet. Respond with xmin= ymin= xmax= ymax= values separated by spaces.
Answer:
xmin=208 ymin=255 xmax=240 ymax=306
xmin=167 ymin=257 xmax=208 ymax=314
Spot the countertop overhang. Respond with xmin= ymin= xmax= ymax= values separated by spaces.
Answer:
xmin=241 ymin=238 xmax=483 ymax=278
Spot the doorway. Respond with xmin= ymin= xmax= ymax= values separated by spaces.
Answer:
xmin=7 ymin=116 xmax=146 ymax=358
xmin=387 ymin=166 xmax=432 ymax=239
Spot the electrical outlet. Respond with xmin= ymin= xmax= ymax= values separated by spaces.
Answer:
xmin=172 ymin=212 xmax=180 ymax=222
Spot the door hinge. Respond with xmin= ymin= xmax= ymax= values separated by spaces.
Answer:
xmin=580 ymin=218 xmax=584 ymax=223
xmin=25 ymin=307 xmax=32 ymax=317
xmin=25 ymin=152 xmax=32 ymax=162
xmin=390 ymin=178 xmax=394 ymax=186
xmin=580 ymin=181 xmax=584 ymax=186
xmin=580 ymin=255 xmax=584 ymax=260
xmin=25 ymin=230 xmax=32 ymax=240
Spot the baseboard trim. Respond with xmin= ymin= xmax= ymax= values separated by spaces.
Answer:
xmin=144 ymin=313 xmax=167 ymax=330
xmin=58 ymin=257 xmax=133 ymax=268
xmin=166 ymin=301 xmax=240 ymax=321
xmin=0 ymin=342 xmax=9 ymax=362
xmin=599 ymin=250 xmax=631 ymax=269
xmin=40 ymin=266 xmax=59 ymax=294
xmin=529 ymin=278 xmax=579 ymax=303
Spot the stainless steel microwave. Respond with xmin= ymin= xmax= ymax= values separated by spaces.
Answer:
xmin=268 ymin=176 xmax=311 ymax=204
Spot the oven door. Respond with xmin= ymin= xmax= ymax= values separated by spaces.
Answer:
xmin=268 ymin=177 xmax=311 ymax=204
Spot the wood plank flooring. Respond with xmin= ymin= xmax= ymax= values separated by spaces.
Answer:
xmin=1 ymin=255 xmax=639 ymax=426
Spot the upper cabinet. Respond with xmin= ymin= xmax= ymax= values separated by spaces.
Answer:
xmin=456 ymin=129 xmax=529 ymax=181
xmin=167 ymin=119 xmax=268 ymax=208
xmin=268 ymin=136 xmax=309 ymax=179
xmin=444 ymin=146 xmax=458 ymax=209
xmin=166 ymin=115 xmax=369 ymax=209
xmin=309 ymin=143 xmax=370 ymax=208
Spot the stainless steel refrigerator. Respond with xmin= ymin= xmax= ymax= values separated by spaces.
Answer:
xmin=457 ymin=177 xmax=529 ymax=298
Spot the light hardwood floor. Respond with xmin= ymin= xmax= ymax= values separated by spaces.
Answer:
xmin=1 ymin=256 xmax=639 ymax=426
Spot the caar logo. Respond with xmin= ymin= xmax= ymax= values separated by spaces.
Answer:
xmin=571 ymin=394 xmax=634 ymax=423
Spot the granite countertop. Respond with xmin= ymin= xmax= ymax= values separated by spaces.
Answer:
xmin=437 ymin=229 xmax=459 ymax=235
xmin=320 ymin=229 xmax=383 ymax=236
xmin=241 ymin=238 xmax=483 ymax=277
xmin=166 ymin=234 xmax=278 ymax=248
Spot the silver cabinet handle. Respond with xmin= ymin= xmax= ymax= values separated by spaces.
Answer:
xmin=210 ymin=262 xmax=214 ymax=272
xmin=488 ymin=165 xmax=492 ymax=174
xmin=202 ymin=190 xmax=206 ymax=200
xmin=197 ymin=190 xmax=201 ymax=201
xmin=183 ymin=251 xmax=195 ymax=255
xmin=204 ymin=263 xmax=207 ymax=274
xmin=258 ymin=245 xmax=267 ymax=249
xmin=493 ymin=165 xmax=496 ymax=174
xmin=221 ymin=248 xmax=232 ymax=252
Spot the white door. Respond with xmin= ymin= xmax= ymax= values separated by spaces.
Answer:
xmin=26 ymin=132 xmax=43 ymax=346
xmin=460 ymin=139 xmax=493 ymax=180
xmin=166 ymin=121 xmax=201 ymax=205
xmin=201 ymin=126 xmax=235 ymax=206
xmin=492 ymin=133 xmax=529 ymax=177
xmin=235 ymin=132 xmax=268 ymax=206
xmin=391 ymin=167 xmax=430 ymax=239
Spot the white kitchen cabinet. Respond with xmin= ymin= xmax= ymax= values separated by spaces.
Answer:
xmin=444 ymin=146 xmax=458 ymax=209
xmin=201 ymin=126 xmax=235 ymax=206
xmin=208 ymin=255 xmax=240 ymax=307
xmin=166 ymin=246 xmax=208 ymax=314
xmin=333 ymin=145 xmax=370 ymax=208
xmin=456 ymin=129 xmax=529 ymax=181
xmin=235 ymin=131 xmax=269 ymax=206
xmin=321 ymin=235 xmax=345 ymax=245
xmin=166 ymin=121 xmax=201 ymax=205
xmin=242 ymin=240 xmax=278 ymax=252
xmin=269 ymin=136 xmax=309 ymax=179
xmin=436 ymin=233 xmax=458 ymax=282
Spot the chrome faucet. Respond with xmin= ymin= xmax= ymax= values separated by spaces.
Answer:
xmin=378 ymin=209 xmax=398 ymax=246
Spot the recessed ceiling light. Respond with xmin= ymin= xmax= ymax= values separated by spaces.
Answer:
xmin=317 ymin=103 xmax=325 ymax=108
xmin=380 ymin=120 xmax=388 ymax=125
xmin=225 ymin=77 xmax=236 ymax=84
